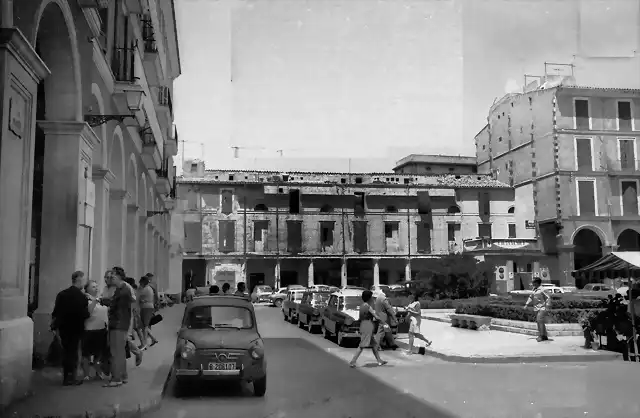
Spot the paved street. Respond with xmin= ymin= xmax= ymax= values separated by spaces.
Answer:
xmin=158 ymin=305 xmax=640 ymax=418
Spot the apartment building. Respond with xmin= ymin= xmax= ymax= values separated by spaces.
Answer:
xmin=476 ymin=75 xmax=640 ymax=287
xmin=171 ymin=159 xmax=537 ymax=293
xmin=0 ymin=0 xmax=180 ymax=406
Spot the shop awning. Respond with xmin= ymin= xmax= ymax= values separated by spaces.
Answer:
xmin=573 ymin=251 xmax=640 ymax=275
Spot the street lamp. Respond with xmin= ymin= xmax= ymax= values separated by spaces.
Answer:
xmin=84 ymin=88 xmax=146 ymax=127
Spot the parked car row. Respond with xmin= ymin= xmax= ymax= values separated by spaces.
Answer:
xmin=280 ymin=287 xmax=409 ymax=347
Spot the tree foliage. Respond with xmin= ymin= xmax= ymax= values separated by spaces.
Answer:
xmin=411 ymin=255 xmax=495 ymax=300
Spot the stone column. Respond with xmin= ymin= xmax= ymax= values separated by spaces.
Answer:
xmin=341 ymin=259 xmax=347 ymax=288
xmin=33 ymin=121 xmax=99 ymax=353
xmin=92 ymin=169 xmax=114 ymax=290
xmin=126 ymin=203 xmax=139 ymax=279
xmin=307 ymin=259 xmax=314 ymax=287
xmin=0 ymin=26 xmax=49 ymax=408
xmin=137 ymin=215 xmax=147 ymax=279
xmin=405 ymin=259 xmax=412 ymax=281
xmin=275 ymin=260 xmax=281 ymax=289
xmin=108 ymin=190 xmax=127 ymax=268
xmin=373 ymin=258 xmax=380 ymax=286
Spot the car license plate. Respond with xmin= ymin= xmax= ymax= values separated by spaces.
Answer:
xmin=208 ymin=362 xmax=236 ymax=371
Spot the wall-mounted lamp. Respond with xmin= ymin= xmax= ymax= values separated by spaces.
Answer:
xmin=84 ymin=88 xmax=146 ymax=127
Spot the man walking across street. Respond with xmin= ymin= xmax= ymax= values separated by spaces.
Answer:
xmin=373 ymin=290 xmax=399 ymax=350
xmin=524 ymin=277 xmax=552 ymax=342
xmin=51 ymin=271 xmax=90 ymax=386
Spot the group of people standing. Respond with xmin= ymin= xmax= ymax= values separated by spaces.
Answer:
xmin=349 ymin=290 xmax=433 ymax=368
xmin=51 ymin=268 xmax=162 ymax=387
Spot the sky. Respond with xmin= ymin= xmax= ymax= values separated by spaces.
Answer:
xmin=173 ymin=0 xmax=640 ymax=174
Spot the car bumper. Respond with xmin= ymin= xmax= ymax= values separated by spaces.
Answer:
xmin=173 ymin=357 xmax=265 ymax=381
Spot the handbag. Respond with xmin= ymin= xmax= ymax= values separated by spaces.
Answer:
xmin=46 ymin=333 xmax=64 ymax=366
xmin=149 ymin=313 xmax=163 ymax=327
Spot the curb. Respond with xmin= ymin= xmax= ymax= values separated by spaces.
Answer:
xmin=421 ymin=315 xmax=451 ymax=323
xmin=393 ymin=340 xmax=623 ymax=364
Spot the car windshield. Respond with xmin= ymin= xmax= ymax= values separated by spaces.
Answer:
xmin=312 ymin=293 xmax=329 ymax=303
xmin=186 ymin=305 xmax=254 ymax=329
xmin=256 ymin=286 xmax=272 ymax=292
xmin=341 ymin=296 xmax=362 ymax=310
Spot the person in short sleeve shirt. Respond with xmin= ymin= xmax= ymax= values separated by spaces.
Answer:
xmin=524 ymin=277 xmax=552 ymax=342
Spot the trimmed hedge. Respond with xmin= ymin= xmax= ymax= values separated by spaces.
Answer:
xmin=454 ymin=302 xmax=606 ymax=324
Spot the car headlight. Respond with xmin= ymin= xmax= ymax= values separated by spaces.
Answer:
xmin=249 ymin=339 xmax=265 ymax=360
xmin=178 ymin=338 xmax=196 ymax=359
xmin=344 ymin=317 xmax=354 ymax=326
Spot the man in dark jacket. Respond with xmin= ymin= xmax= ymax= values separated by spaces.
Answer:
xmin=104 ymin=270 xmax=133 ymax=387
xmin=51 ymin=271 xmax=90 ymax=386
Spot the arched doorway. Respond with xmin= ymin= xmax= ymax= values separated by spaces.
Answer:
xmin=573 ymin=228 xmax=604 ymax=288
xmin=618 ymin=229 xmax=640 ymax=251
xmin=30 ymin=1 xmax=81 ymax=316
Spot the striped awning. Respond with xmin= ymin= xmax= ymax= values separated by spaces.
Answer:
xmin=573 ymin=252 xmax=640 ymax=274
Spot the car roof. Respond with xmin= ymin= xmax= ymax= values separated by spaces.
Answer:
xmin=303 ymin=290 xmax=331 ymax=294
xmin=331 ymin=289 xmax=364 ymax=297
xmin=187 ymin=295 xmax=254 ymax=310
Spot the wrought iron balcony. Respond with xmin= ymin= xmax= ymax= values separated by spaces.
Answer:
xmin=141 ymin=17 xmax=158 ymax=54
xmin=111 ymin=45 xmax=137 ymax=82
xmin=158 ymin=86 xmax=173 ymax=116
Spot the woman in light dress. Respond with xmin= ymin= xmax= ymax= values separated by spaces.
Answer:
xmin=406 ymin=292 xmax=432 ymax=354
xmin=137 ymin=276 xmax=159 ymax=349
xmin=349 ymin=290 xmax=387 ymax=368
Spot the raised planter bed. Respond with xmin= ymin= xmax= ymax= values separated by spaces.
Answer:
xmin=427 ymin=314 xmax=583 ymax=336
xmin=450 ymin=314 xmax=492 ymax=330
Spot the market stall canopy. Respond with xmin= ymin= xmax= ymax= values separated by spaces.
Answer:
xmin=572 ymin=252 xmax=640 ymax=276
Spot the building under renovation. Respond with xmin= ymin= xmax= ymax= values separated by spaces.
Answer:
xmin=171 ymin=158 xmax=542 ymax=292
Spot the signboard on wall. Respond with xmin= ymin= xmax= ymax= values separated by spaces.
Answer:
xmin=525 ymin=220 xmax=536 ymax=229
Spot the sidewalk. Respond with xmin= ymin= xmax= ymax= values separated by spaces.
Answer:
xmin=395 ymin=317 xmax=622 ymax=363
xmin=3 ymin=304 xmax=184 ymax=418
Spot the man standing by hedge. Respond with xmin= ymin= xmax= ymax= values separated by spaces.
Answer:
xmin=524 ymin=277 xmax=551 ymax=342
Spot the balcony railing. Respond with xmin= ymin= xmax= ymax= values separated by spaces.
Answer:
xmin=111 ymin=45 xmax=136 ymax=82
xmin=158 ymin=86 xmax=173 ymax=115
xmin=604 ymin=159 xmax=640 ymax=172
xmin=141 ymin=17 xmax=158 ymax=54
xmin=462 ymin=237 xmax=539 ymax=252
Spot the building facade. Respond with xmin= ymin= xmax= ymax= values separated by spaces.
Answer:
xmin=171 ymin=159 xmax=536 ymax=293
xmin=476 ymin=76 xmax=640 ymax=287
xmin=0 ymin=0 xmax=180 ymax=407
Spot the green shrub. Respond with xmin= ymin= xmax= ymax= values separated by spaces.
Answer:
xmin=454 ymin=302 xmax=605 ymax=324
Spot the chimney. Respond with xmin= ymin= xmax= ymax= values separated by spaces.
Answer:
xmin=182 ymin=159 xmax=205 ymax=178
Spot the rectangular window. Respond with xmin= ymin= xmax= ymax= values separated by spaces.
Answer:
xmin=618 ymin=101 xmax=633 ymax=132
xmin=184 ymin=222 xmax=203 ymax=253
xmin=478 ymin=223 xmax=492 ymax=238
xmin=478 ymin=191 xmax=491 ymax=217
xmin=508 ymin=223 xmax=517 ymax=238
xmin=621 ymin=180 xmax=639 ymax=216
xmin=618 ymin=138 xmax=636 ymax=170
xmin=253 ymin=221 xmax=268 ymax=252
xmin=218 ymin=220 xmax=236 ymax=252
xmin=575 ymin=137 xmax=593 ymax=171
xmin=352 ymin=221 xmax=368 ymax=253
xmin=320 ymin=221 xmax=334 ymax=250
xmin=574 ymin=98 xmax=590 ymax=130
xmin=384 ymin=222 xmax=399 ymax=252
xmin=577 ymin=179 xmax=597 ymax=216
xmin=289 ymin=190 xmax=300 ymax=214
xmin=417 ymin=192 xmax=431 ymax=214
xmin=447 ymin=223 xmax=455 ymax=241
xmin=416 ymin=222 xmax=431 ymax=253
xmin=353 ymin=192 xmax=365 ymax=216
xmin=221 ymin=190 xmax=233 ymax=214
xmin=286 ymin=220 xmax=302 ymax=253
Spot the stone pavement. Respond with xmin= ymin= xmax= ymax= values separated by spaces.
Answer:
xmin=396 ymin=317 xmax=622 ymax=363
xmin=3 ymin=304 xmax=183 ymax=418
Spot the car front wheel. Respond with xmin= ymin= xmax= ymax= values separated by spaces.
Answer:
xmin=253 ymin=376 xmax=267 ymax=397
